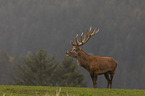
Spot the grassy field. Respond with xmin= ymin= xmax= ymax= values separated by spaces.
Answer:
xmin=0 ymin=85 xmax=145 ymax=96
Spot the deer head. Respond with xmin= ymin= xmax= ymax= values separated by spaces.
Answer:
xmin=66 ymin=27 xmax=99 ymax=58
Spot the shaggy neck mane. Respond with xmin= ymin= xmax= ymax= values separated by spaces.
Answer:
xmin=77 ymin=49 xmax=91 ymax=71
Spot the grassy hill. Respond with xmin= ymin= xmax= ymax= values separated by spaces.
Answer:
xmin=0 ymin=85 xmax=144 ymax=96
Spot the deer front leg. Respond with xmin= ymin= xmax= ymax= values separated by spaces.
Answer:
xmin=90 ymin=72 xmax=98 ymax=88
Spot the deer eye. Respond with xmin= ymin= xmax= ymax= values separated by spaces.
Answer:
xmin=73 ymin=49 xmax=76 ymax=51
xmin=73 ymin=48 xmax=79 ymax=51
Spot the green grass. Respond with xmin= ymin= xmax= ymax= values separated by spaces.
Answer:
xmin=0 ymin=85 xmax=145 ymax=96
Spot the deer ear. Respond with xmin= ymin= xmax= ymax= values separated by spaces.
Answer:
xmin=75 ymin=46 xmax=81 ymax=51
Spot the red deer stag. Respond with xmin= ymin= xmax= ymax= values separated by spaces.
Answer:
xmin=66 ymin=27 xmax=118 ymax=88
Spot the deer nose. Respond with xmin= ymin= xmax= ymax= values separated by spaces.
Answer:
xmin=66 ymin=51 xmax=69 ymax=56
xmin=66 ymin=51 xmax=68 ymax=54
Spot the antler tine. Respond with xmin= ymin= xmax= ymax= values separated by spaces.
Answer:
xmin=82 ymin=29 xmax=88 ymax=42
xmin=89 ymin=27 xmax=92 ymax=32
xmin=75 ymin=34 xmax=79 ymax=45
xmin=70 ymin=41 xmax=75 ymax=46
xmin=70 ymin=34 xmax=78 ymax=46
xmin=91 ymin=28 xmax=99 ymax=36
xmin=75 ymin=34 xmax=82 ymax=45
xmin=81 ymin=33 xmax=83 ymax=42
xmin=96 ymin=29 xmax=100 ymax=33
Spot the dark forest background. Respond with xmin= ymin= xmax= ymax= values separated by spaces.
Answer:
xmin=0 ymin=0 xmax=145 ymax=89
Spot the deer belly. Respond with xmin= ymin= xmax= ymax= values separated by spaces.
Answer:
xmin=94 ymin=63 xmax=115 ymax=74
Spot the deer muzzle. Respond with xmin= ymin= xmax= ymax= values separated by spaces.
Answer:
xmin=66 ymin=51 xmax=70 ymax=56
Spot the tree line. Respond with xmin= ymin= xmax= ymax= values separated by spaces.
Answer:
xmin=0 ymin=49 xmax=86 ymax=87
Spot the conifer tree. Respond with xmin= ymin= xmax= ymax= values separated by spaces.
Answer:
xmin=12 ymin=49 xmax=58 ymax=86
xmin=59 ymin=57 xmax=87 ymax=87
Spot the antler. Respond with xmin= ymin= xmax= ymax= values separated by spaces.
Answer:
xmin=71 ymin=27 xmax=99 ymax=46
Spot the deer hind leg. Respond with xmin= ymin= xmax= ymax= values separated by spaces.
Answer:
xmin=109 ymin=73 xmax=114 ymax=88
xmin=109 ymin=65 xmax=117 ymax=88
xmin=90 ymin=72 xmax=98 ymax=88
xmin=104 ymin=73 xmax=110 ymax=88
